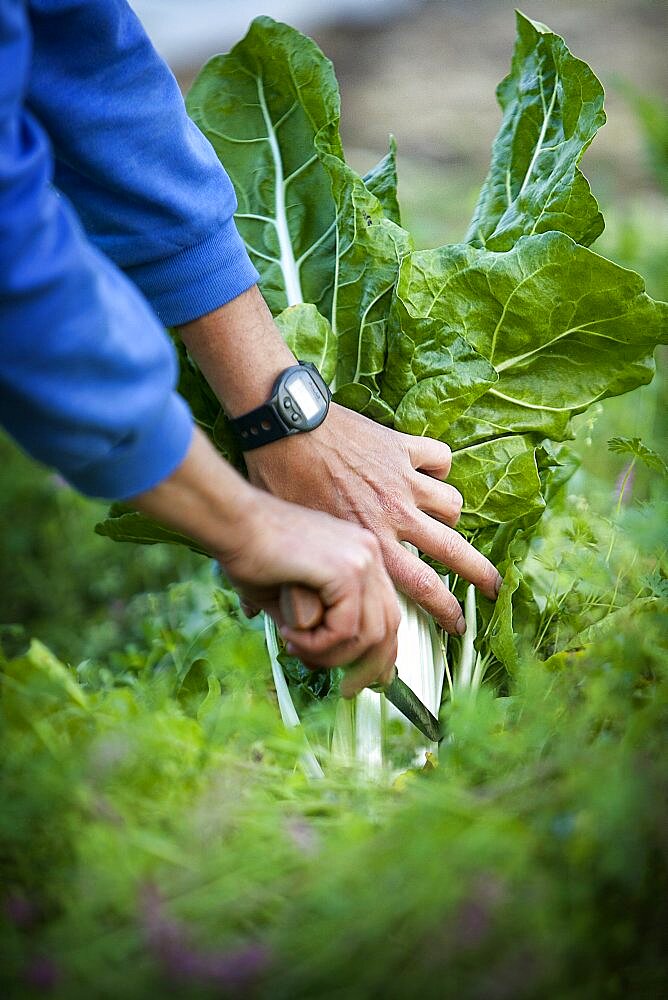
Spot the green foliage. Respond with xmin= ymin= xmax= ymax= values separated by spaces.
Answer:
xmin=608 ymin=436 xmax=668 ymax=477
xmin=615 ymin=79 xmax=668 ymax=193
xmin=1 ymin=497 xmax=666 ymax=996
xmin=466 ymin=12 xmax=605 ymax=250
xmin=93 ymin=11 xmax=668 ymax=708
xmin=0 ymin=434 xmax=200 ymax=662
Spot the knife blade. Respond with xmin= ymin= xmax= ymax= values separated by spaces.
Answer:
xmin=375 ymin=667 xmax=442 ymax=743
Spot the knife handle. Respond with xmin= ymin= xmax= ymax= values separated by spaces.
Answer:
xmin=279 ymin=585 xmax=325 ymax=631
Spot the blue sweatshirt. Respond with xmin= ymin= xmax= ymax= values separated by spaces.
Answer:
xmin=0 ymin=0 xmax=259 ymax=498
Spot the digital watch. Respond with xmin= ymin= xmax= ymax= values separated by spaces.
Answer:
xmin=229 ymin=361 xmax=331 ymax=451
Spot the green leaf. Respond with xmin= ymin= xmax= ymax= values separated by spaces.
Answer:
xmin=396 ymin=234 xmax=668 ymax=448
xmin=466 ymin=12 xmax=605 ymax=251
xmin=564 ymin=596 xmax=660 ymax=650
xmin=95 ymin=512 xmax=208 ymax=556
xmin=448 ymin=435 xmax=545 ymax=531
xmin=608 ymin=437 xmax=668 ymax=477
xmin=174 ymin=340 xmax=221 ymax=433
xmin=274 ymin=303 xmax=337 ymax=385
xmin=187 ymin=16 xmax=341 ymax=317
xmin=382 ymin=276 xmax=497 ymax=438
xmin=0 ymin=640 xmax=88 ymax=728
xmin=188 ymin=16 xmax=411 ymax=418
xmin=197 ymin=674 xmax=223 ymax=723
xmin=363 ymin=134 xmax=402 ymax=226
xmin=332 ymin=382 xmax=395 ymax=424
xmin=485 ymin=557 xmax=523 ymax=673
xmin=316 ymin=139 xmax=413 ymax=398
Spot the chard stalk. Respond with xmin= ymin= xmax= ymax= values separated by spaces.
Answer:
xmin=264 ymin=616 xmax=324 ymax=780
xmin=354 ymin=689 xmax=384 ymax=778
xmin=455 ymin=584 xmax=478 ymax=693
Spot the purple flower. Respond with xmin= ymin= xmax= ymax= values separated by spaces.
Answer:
xmin=140 ymin=884 xmax=270 ymax=991
xmin=25 ymin=956 xmax=59 ymax=991
xmin=4 ymin=892 xmax=37 ymax=929
xmin=284 ymin=817 xmax=320 ymax=855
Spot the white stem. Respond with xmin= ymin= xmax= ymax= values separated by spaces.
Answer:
xmin=264 ymin=616 xmax=324 ymax=780
xmin=331 ymin=697 xmax=355 ymax=763
xmin=456 ymin=584 xmax=478 ymax=693
xmin=470 ymin=651 xmax=485 ymax=692
xmin=256 ymin=76 xmax=303 ymax=306
xmin=354 ymin=689 xmax=384 ymax=778
xmin=431 ymin=574 xmax=449 ymax=712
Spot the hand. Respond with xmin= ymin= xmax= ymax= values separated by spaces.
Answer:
xmin=246 ymin=402 xmax=502 ymax=635
xmin=178 ymin=287 xmax=502 ymax=636
xmin=225 ymin=492 xmax=400 ymax=697
xmin=130 ymin=428 xmax=399 ymax=694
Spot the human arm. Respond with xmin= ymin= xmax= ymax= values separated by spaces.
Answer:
xmin=21 ymin=0 xmax=500 ymax=628
xmin=25 ymin=0 xmax=259 ymax=327
xmin=0 ymin=0 xmax=192 ymax=498
xmin=178 ymin=287 xmax=503 ymax=636
xmin=131 ymin=427 xmax=400 ymax=695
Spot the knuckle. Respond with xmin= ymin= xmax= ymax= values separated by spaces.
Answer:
xmin=370 ymin=623 xmax=387 ymax=646
xmin=410 ymin=563 xmax=440 ymax=602
xmin=343 ymin=547 xmax=369 ymax=577
xmin=437 ymin=440 xmax=453 ymax=467
xmin=449 ymin=488 xmax=464 ymax=521
xmin=378 ymin=489 xmax=410 ymax=524
xmin=361 ymin=529 xmax=382 ymax=560
xmin=439 ymin=529 xmax=464 ymax=564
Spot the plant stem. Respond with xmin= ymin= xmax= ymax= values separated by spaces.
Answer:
xmin=264 ymin=616 xmax=324 ymax=780
xmin=606 ymin=457 xmax=636 ymax=564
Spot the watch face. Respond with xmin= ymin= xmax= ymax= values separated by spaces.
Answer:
xmin=286 ymin=369 xmax=326 ymax=422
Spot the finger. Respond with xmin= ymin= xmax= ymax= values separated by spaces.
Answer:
xmin=404 ymin=435 xmax=452 ymax=479
xmin=284 ymin=562 xmax=398 ymax=669
xmin=408 ymin=513 xmax=502 ymax=600
xmin=411 ymin=474 xmax=463 ymax=527
xmin=385 ymin=542 xmax=466 ymax=634
xmin=240 ymin=599 xmax=261 ymax=619
xmin=281 ymin=582 xmax=367 ymax=663
xmin=341 ymin=639 xmax=398 ymax=698
xmin=340 ymin=601 xmax=399 ymax=698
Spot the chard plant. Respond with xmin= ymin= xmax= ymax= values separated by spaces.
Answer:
xmin=98 ymin=14 xmax=667 ymax=773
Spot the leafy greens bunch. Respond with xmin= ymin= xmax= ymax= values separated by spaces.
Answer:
xmin=98 ymin=14 xmax=667 ymax=769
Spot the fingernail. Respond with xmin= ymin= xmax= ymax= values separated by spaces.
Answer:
xmin=285 ymin=642 xmax=297 ymax=656
xmin=494 ymin=574 xmax=503 ymax=597
xmin=455 ymin=614 xmax=466 ymax=636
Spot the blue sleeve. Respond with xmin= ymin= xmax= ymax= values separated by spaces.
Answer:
xmin=26 ymin=0 xmax=260 ymax=326
xmin=0 ymin=0 xmax=193 ymax=500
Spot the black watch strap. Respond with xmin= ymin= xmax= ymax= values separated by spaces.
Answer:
xmin=230 ymin=401 xmax=288 ymax=450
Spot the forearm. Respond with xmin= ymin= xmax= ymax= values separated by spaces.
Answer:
xmin=178 ymin=285 xmax=295 ymax=416
xmin=131 ymin=427 xmax=255 ymax=562
xmin=0 ymin=1 xmax=192 ymax=500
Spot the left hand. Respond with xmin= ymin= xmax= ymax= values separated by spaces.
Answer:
xmin=246 ymin=401 xmax=502 ymax=636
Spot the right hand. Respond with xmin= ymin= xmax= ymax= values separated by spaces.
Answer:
xmin=130 ymin=427 xmax=400 ymax=696
xmin=221 ymin=490 xmax=401 ymax=698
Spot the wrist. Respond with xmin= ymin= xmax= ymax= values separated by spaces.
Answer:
xmin=178 ymin=285 xmax=296 ymax=417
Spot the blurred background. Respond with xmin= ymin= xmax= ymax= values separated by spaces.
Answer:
xmin=1 ymin=0 xmax=665 ymax=661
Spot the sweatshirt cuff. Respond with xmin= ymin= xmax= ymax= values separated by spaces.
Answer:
xmin=65 ymin=392 xmax=194 ymax=500
xmin=125 ymin=217 xmax=261 ymax=327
